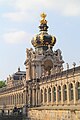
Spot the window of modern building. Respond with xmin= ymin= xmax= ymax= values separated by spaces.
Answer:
xmin=63 ymin=85 xmax=67 ymax=101
xmin=53 ymin=87 xmax=56 ymax=102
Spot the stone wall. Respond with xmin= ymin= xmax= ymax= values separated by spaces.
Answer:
xmin=28 ymin=107 xmax=80 ymax=120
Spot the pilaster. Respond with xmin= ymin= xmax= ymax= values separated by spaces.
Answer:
xmin=67 ymin=83 xmax=70 ymax=105
xmin=61 ymin=85 xmax=63 ymax=105
xmin=56 ymin=86 xmax=58 ymax=105
xmin=73 ymin=82 xmax=76 ymax=104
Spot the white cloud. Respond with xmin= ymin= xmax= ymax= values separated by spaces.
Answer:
xmin=0 ymin=0 xmax=4 ymax=5
xmin=63 ymin=1 xmax=80 ymax=16
xmin=3 ymin=31 xmax=32 ymax=44
xmin=2 ymin=0 xmax=80 ymax=22
xmin=14 ymin=0 xmax=80 ymax=16
xmin=3 ymin=12 xmax=30 ymax=22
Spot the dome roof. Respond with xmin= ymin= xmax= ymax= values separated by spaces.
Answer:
xmin=31 ymin=32 xmax=56 ymax=47
xmin=31 ymin=13 xmax=56 ymax=48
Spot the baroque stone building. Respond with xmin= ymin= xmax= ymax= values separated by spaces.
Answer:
xmin=0 ymin=13 xmax=80 ymax=120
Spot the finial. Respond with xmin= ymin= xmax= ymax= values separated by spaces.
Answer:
xmin=18 ymin=67 xmax=20 ymax=72
xmin=66 ymin=63 xmax=69 ymax=70
xmin=40 ymin=12 xmax=47 ymax=24
xmin=72 ymin=62 xmax=76 ymax=68
xmin=41 ymin=12 xmax=46 ymax=19
xmin=61 ymin=66 xmax=64 ymax=71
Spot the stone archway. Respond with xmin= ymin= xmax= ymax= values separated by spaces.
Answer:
xmin=44 ymin=59 xmax=53 ymax=75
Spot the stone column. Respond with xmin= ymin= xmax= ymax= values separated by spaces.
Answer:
xmin=23 ymin=89 xmax=26 ymax=105
xmin=8 ymin=96 xmax=9 ymax=105
xmin=20 ymin=94 xmax=21 ymax=105
xmin=29 ymin=87 xmax=31 ymax=106
xmin=47 ymin=88 xmax=49 ymax=105
xmin=11 ymin=95 xmax=12 ymax=105
xmin=18 ymin=94 xmax=19 ymax=104
xmin=16 ymin=94 xmax=18 ymax=104
xmin=67 ymin=83 xmax=70 ymax=105
xmin=26 ymin=65 xmax=30 ymax=80
xmin=36 ymin=90 xmax=37 ymax=106
xmin=22 ymin=92 xmax=24 ymax=104
xmin=36 ymin=86 xmax=39 ymax=106
xmin=12 ymin=94 xmax=13 ymax=105
xmin=32 ymin=64 xmax=36 ymax=79
xmin=40 ymin=89 xmax=43 ymax=105
xmin=37 ymin=88 xmax=40 ymax=106
xmin=16 ymin=94 xmax=17 ymax=105
xmin=10 ymin=96 xmax=11 ymax=105
xmin=73 ymin=82 xmax=76 ymax=104
xmin=51 ymin=86 xmax=53 ymax=105
xmin=61 ymin=85 xmax=64 ymax=105
xmin=18 ymin=94 xmax=20 ymax=105
xmin=21 ymin=93 xmax=23 ymax=104
xmin=36 ymin=64 xmax=39 ymax=78
xmin=56 ymin=86 xmax=58 ymax=105
xmin=41 ymin=64 xmax=45 ymax=77
xmin=32 ymin=87 xmax=36 ymax=106
xmin=43 ymin=88 xmax=45 ymax=105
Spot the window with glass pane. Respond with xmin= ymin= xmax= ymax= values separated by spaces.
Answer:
xmin=44 ymin=89 xmax=47 ymax=102
xmin=58 ymin=86 xmax=61 ymax=101
xmin=53 ymin=87 xmax=56 ymax=102
xmin=41 ymin=89 xmax=43 ymax=103
xmin=48 ymin=88 xmax=51 ymax=102
xmin=63 ymin=85 xmax=67 ymax=101
xmin=77 ymin=82 xmax=80 ymax=100
xmin=70 ymin=83 xmax=73 ymax=100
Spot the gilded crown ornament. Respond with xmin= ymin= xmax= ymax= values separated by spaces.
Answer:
xmin=31 ymin=13 xmax=56 ymax=48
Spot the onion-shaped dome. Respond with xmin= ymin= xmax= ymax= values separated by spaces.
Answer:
xmin=31 ymin=13 xmax=56 ymax=48
xmin=31 ymin=33 xmax=56 ymax=47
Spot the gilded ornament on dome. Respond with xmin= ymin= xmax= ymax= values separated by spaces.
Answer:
xmin=34 ymin=36 xmax=37 ymax=41
xmin=40 ymin=34 xmax=43 ymax=43
xmin=40 ymin=34 xmax=43 ymax=40
xmin=31 ymin=13 xmax=56 ymax=48
xmin=52 ymin=36 xmax=55 ymax=43
xmin=40 ymin=12 xmax=47 ymax=24
xmin=34 ymin=42 xmax=37 ymax=47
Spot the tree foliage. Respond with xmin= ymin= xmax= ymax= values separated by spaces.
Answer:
xmin=0 ymin=81 xmax=6 ymax=88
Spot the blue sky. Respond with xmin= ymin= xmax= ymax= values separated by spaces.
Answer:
xmin=0 ymin=0 xmax=80 ymax=80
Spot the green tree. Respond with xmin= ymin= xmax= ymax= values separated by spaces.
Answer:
xmin=0 ymin=81 xmax=6 ymax=88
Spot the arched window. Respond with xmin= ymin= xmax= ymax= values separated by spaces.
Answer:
xmin=58 ymin=86 xmax=61 ymax=101
xmin=69 ymin=83 xmax=73 ymax=101
xmin=77 ymin=82 xmax=80 ymax=100
xmin=53 ymin=87 xmax=56 ymax=102
xmin=63 ymin=85 xmax=67 ymax=101
xmin=41 ymin=89 xmax=43 ymax=103
xmin=17 ymin=94 xmax=18 ymax=104
xmin=30 ymin=89 xmax=32 ymax=105
xmin=22 ymin=93 xmax=23 ymax=104
xmin=48 ymin=88 xmax=51 ymax=102
xmin=19 ymin=94 xmax=21 ymax=104
xmin=44 ymin=88 xmax=47 ymax=103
